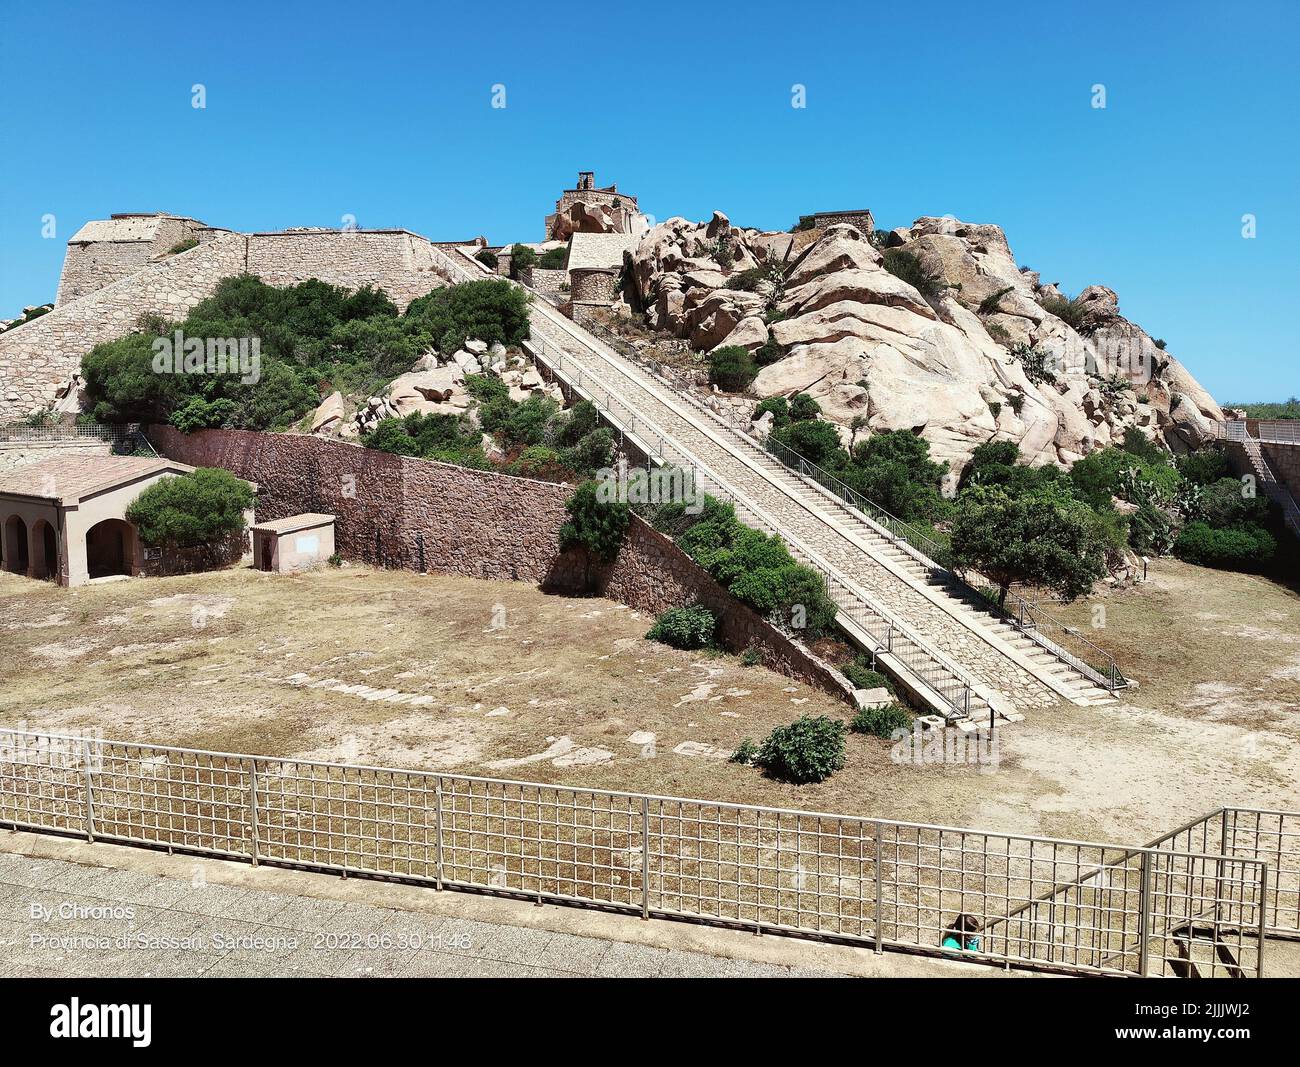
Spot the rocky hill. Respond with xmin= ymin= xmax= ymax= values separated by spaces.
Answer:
xmin=627 ymin=212 xmax=1222 ymax=472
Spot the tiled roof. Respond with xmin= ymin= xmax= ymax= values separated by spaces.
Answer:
xmin=0 ymin=456 xmax=196 ymax=505
xmin=565 ymin=233 xmax=637 ymax=272
xmin=251 ymin=513 xmax=335 ymax=535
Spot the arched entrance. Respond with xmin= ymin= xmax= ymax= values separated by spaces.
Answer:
xmin=86 ymin=518 xmax=134 ymax=579
xmin=3 ymin=515 xmax=29 ymax=574
xmin=31 ymin=519 xmax=59 ymax=581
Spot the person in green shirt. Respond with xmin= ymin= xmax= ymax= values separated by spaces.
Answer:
xmin=941 ymin=913 xmax=983 ymax=952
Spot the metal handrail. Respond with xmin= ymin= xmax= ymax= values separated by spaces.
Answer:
xmin=522 ymin=326 xmax=980 ymax=718
xmin=580 ymin=320 xmax=1127 ymax=692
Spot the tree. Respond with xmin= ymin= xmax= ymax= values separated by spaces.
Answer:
xmin=948 ymin=485 xmax=1109 ymax=606
xmin=125 ymin=468 xmax=254 ymax=562
xmin=754 ymin=715 xmax=847 ymax=783
xmin=847 ymin=429 xmax=949 ymax=520
xmin=558 ymin=481 xmax=631 ymax=580
xmin=405 ymin=278 xmax=530 ymax=353
xmin=706 ymin=345 xmax=757 ymax=392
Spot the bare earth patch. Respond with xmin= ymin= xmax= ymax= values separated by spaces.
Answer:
xmin=1 ymin=556 xmax=1298 ymax=846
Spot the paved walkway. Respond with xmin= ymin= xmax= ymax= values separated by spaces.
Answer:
xmin=0 ymin=831 xmax=1015 ymax=979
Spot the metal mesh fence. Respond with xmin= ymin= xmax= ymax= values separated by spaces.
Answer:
xmin=0 ymin=728 xmax=1276 ymax=977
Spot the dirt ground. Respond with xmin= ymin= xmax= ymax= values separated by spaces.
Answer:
xmin=2 ymin=557 xmax=1298 ymax=847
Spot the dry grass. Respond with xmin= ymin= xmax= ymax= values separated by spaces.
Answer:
xmin=2 ymin=557 xmax=1298 ymax=847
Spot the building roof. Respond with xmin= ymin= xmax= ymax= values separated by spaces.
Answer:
xmin=251 ymin=513 xmax=335 ymax=535
xmin=66 ymin=214 xmax=202 ymax=245
xmin=565 ymin=233 xmax=637 ymax=272
xmin=0 ymin=456 xmax=199 ymax=506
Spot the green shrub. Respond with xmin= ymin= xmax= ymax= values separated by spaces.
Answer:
xmin=754 ymin=337 xmax=783 ymax=366
xmin=882 ymin=249 xmax=944 ymax=300
xmin=978 ymin=286 xmax=1014 ymax=315
xmin=558 ymin=481 xmax=630 ymax=562
xmin=753 ymin=396 xmax=789 ymax=426
xmin=754 ymin=716 xmax=847 ymax=783
xmin=740 ymin=647 xmax=762 ymax=668
xmin=1040 ymin=294 xmax=1089 ymax=330
xmin=474 ymin=248 xmax=498 ymax=270
xmin=406 ymin=278 xmax=530 ymax=353
xmin=510 ymin=446 xmax=571 ymax=481
xmin=847 ymin=430 xmax=950 ymax=521
xmin=327 ymin=552 xmax=343 ymax=567
xmin=788 ymin=392 xmax=821 ymax=421
xmin=772 ymin=418 xmax=843 ymax=467
xmin=851 ymin=702 xmax=912 ymax=738
xmin=1008 ymin=342 xmax=1057 ymax=385
xmin=1176 ymin=447 xmax=1231 ymax=486
xmin=730 ymin=738 xmax=759 ymax=765
xmin=1174 ymin=521 xmax=1276 ymax=569
xmin=987 ymin=401 xmax=1002 ymax=417
xmin=706 ymin=345 xmax=758 ymax=392
xmin=166 ymin=238 xmax=199 ymax=256
xmin=536 ymin=246 xmax=568 ymax=270
xmin=646 ymin=604 xmax=718 ymax=650
xmin=842 ymin=660 xmax=894 ymax=693
xmin=507 ymin=244 xmax=536 ymax=278
xmin=725 ymin=267 xmax=766 ymax=291
xmin=125 ymin=468 xmax=254 ymax=552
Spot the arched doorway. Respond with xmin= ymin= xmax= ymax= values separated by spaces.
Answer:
xmin=3 ymin=515 xmax=29 ymax=574
xmin=86 ymin=518 xmax=133 ymax=579
xmin=31 ymin=519 xmax=59 ymax=581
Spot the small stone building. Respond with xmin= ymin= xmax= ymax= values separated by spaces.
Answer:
xmin=565 ymin=233 xmax=637 ymax=316
xmin=797 ymin=209 xmax=875 ymax=235
xmin=0 ymin=456 xmax=253 ymax=587
xmin=251 ymin=513 xmax=336 ymax=573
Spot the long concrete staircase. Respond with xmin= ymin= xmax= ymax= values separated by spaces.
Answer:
xmin=432 ymin=244 xmax=1123 ymax=722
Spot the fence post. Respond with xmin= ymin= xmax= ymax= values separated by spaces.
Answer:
xmin=434 ymin=778 xmax=444 ymax=891
xmin=641 ymin=796 xmax=650 ymax=920
xmin=1137 ymin=851 xmax=1152 ymax=976
xmin=873 ymin=826 xmax=884 ymax=953
xmin=247 ymin=760 xmax=260 ymax=867
xmin=1257 ymin=863 xmax=1269 ymax=978
xmin=81 ymin=738 xmax=95 ymax=843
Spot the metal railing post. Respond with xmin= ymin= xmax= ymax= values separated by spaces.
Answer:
xmin=81 ymin=738 xmax=95 ymax=843
xmin=1137 ymin=851 xmax=1152 ymax=976
xmin=641 ymin=796 xmax=650 ymax=920
xmin=873 ymin=827 xmax=884 ymax=953
xmin=1257 ymin=863 xmax=1269 ymax=977
xmin=247 ymin=760 xmax=260 ymax=866
xmin=434 ymin=777 xmax=444 ymax=890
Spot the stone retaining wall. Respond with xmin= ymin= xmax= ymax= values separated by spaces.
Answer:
xmin=1262 ymin=442 xmax=1300 ymax=503
xmin=150 ymin=426 xmax=852 ymax=702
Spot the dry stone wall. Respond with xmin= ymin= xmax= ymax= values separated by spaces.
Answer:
xmin=150 ymin=426 xmax=851 ymax=701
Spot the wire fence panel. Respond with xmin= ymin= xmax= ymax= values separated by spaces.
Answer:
xmin=0 ymin=728 xmax=1278 ymax=977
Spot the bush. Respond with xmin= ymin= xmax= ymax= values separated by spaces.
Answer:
xmin=507 ymin=244 xmax=536 ymax=279
xmin=882 ymin=249 xmax=944 ymax=300
xmin=1040 ymin=294 xmax=1089 ymax=330
xmin=646 ymin=605 xmax=718 ymax=650
xmin=842 ymin=660 xmax=894 ymax=693
xmin=772 ymin=418 xmax=843 ymax=467
xmin=474 ymin=248 xmax=498 ymax=270
xmin=536 ymin=247 xmax=567 ymax=270
xmin=788 ymin=392 xmax=821 ymax=421
xmin=978 ymin=286 xmax=1014 ymax=315
xmin=848 ymin=430 xmax=950 ymax=521
xmin=851 ymin=702 xmax=912 ymax=738
xmin=166 ymin=238 xmax=199 ymax=256
xmin=725 ymin=267 xmax=765 ymax=292
xmin=753 ymin=396 xmax=789 ymax=426
xmin=754 ymin=716 xmax=847 ymax=784
xmin=125 ymin=468 xmax=254 ymax=553
xmin=1174 ymin=521 xmax=1276 ymax=569
xmin=1008 ymin=342 xmax=1057 ymax=385
xmin=558 ymin=480 xmax=630 ymax=563
xmin=730 ymin=739 xmax=759 ymax=765
xmin=754 ymin=337 xmax=783 ymax=366
xmin=406 ymin=278 xmax=530 ymax=353
xmin=1176 ymin=447 xmax=1231 ymax=486
xmin=706 ymin=345 xmax=758 ymax=392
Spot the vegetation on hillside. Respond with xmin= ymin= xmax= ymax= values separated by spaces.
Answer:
xmin=756 ymin=393 xmax=1290 ymax=586
xmin=1223 ymin=398 xmax=1300 ymax=420
xmin=80 ymin=276 xmax=530 ymax=433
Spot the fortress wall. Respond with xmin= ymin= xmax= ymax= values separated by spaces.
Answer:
xmin=3 ymin=229 xmax=453 ymax=421
xmin=150 ymin=426 xmax=852 ymax=701
xmin=0 ymin=233 xmax=250 ymax=422
xmin=56 ymin=218 xmax=207 ymax=305
xmin=244 ymin=231 xmax=445 ymax=310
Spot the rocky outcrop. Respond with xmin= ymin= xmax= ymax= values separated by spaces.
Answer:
xmin=627 ymin=212 xmax=1223 ymax=470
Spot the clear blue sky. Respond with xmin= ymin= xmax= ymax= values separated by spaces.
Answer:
xmin=1 ymin=0 xmax=1296 ymax=401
